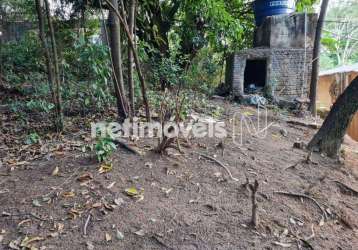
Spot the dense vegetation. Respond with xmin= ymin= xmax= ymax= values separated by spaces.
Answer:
xmin=0 ymin=0 xmax=321 ymax=134
xmin=321 ymin=0 xmax=358 ymax=69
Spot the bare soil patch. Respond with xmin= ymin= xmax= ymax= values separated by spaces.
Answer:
xmin=0 ymin=100 xmax=358 ymax=250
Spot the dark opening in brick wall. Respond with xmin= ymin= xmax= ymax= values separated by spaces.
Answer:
xmin=244 ymin=59 xmax=267 ymax=94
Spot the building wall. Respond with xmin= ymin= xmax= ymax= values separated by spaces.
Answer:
xmin=317 ymin=71 xmax=358 ymax=141
xmin=226 ymin=48 xmax=312 ymax=100
xmin=0 ymin=20 xmax=33 ymax=42
xmin=317 ymin=75 xmax=334 ymax=110
xmin=254 ymin=13 xmax=317 ymax=49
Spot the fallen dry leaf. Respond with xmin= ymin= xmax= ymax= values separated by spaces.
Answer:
xmin=91 ymin=202 xmax=102 ymax=209
xmin=49 ymin=232 xmax=59 ymax=238
xmin=32 ymin=199 xmax=42 ymax=207
xmin=51 ymin=166 xmax=59 ymax=176
xmin=9 ymin=239 xmax=20 ymax=250
xmin=77 ymin=173 xmax=93 ymax=183
xmin=124 ymin=187 xmax=139 ymax=197
xmin=106 ymin=182 xmax=116 ymax=189
xmin=114 ymin=198 xmax=124 ymax=206
xmin=20 ymin=236 xmax=44 ymax=248
xmin=56 ymin=222 xmax=64 ymax=233
xmin=134 ymin=229 xmax=145 ymax=236
xmin=68 ymin=208 xmax=81 ymax=219
xmin=272 ymin=241 xmax=292 ymax=248
xmin=115 ymin=230 xmax=124 ymax=240
xmin=105 ymin=232 xmax=112 ymax=242
xmin=98 ymin=163 xmax=113 ymax=174
xmin=86 ymin=241 xmax=94 ymax=250
xmin=18 ymin=219 xmax=32 ymax=227
xmin=62 ymin=191 xmax=76 ymax=198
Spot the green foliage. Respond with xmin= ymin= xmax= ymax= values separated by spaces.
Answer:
xmin=184 ymin=48 xmax=223 ymax=93
xmin=320 ymin=1 xmax=358 ymax=69
xmin=180 ymin=0 xmax=254 ymax=53
xmin=1 ymin=32 xmax=44 ymax=88
xmin=0 ymin=0 xmax=37 ymax=21
xmin=25 ymin=99 xmax=55 ymax=113
xmin=62 ymin=34 xmax=115 ymax=111
xmin=95 ymin=137 xmax=117 ymax=163
xmin=25 ymin=132 xmax=41 ymax=145
xmin=152 ymin=57 xmax=184 ymax=88
xmin=296 ymin=0 xmax=318 ymax=12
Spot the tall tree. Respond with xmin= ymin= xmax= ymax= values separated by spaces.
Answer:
xmin=105 ymin=0 xmax=150 ymax=121
xmin=308 ymin=76 xmax=358 ymax=158
xmin=35 ymin=0 xmax=63 ymax=131
xmin=108 ymin=0 xmax=128 ymax=120
xmin=127 ymin=0 xmax=136 ymax=118
xmin=35 ymin=0 xmax=55 ymax=101
xmin=309 ymin=0 xmax=330 ymax=116
xmin=44 ymin=0 xmax=64 ymax=131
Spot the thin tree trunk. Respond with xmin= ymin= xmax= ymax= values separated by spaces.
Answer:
xmin=35 ymin=0 xmax=58 ymax=129
xmin=308 ymin=76 xmax=358 ymax=158
xmin=35 ymin=0 xmax=55 ymax=100
xmin=127 ymin=0 xmax=136 ymax=119
xmin=309 ymin=0 xmax=329 ymax=116
xmin=44 ymin=0 xmax=63 ymax=131
xmin=105 ymin=0 xmax=150 ymax=121
xmin=108 ymin=0 xmax=128 ymax=120
xmin=44 ymin=0 xmax=64 ymax=131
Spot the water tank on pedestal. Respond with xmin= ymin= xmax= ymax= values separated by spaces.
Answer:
xmin=254 ymin=0 xmax=296 ymax=26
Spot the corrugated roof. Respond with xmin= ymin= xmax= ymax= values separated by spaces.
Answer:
xmin=319 ymin=63 xmax=358 ymax=76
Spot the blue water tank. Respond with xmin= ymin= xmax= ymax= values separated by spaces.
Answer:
xmin=254 ymin=0 xmax=296 ymax=26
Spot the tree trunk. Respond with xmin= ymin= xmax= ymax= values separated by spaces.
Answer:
xmin=35 ymin=0 xmax=55 ymax=102
xmin=44 ymin=0 xmax=64 ymax=131
xmin=35 ymin=0 xmax=61 ymax=130
xmin=104 ymin=0 xmax=150 ymax=121
xmin=309 ymin=0 xmax=329 ymax=116
xmin=108 ymin=0 xmax=128 ymax=120
xmin=127 ymin=0 xmax=136 ymax=118
xmin=308 ymin=76 xmax=358 ymax=158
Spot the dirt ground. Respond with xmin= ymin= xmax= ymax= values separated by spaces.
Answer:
xmin=0 ymin=99 xmax=358 ymax=250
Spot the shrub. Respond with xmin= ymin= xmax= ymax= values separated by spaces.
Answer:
xmin=95 ymin=137 xmax=117 ymax=163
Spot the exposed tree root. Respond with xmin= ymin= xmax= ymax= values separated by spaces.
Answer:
xmin=196 ymin=152 xmax=239 ymax=182
xmin=274 ymin=191 xmax=328 ymax=221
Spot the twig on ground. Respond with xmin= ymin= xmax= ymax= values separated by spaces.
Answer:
xmin=196 ymin=152 xmax=239 ymax=182
xmin=249 ymin=180 xmax=259 ymax=227
xmin=333 ymin=180 xmax=358 ymax=197
xmin=2 ymin=212 xmax=48 ymax=222
xmin=287 ymin=120 xmax=320 ymax=129
xmin=274 ymin=191 xmax=327 ymax=221
xmin=83 ymin=214 xmax=91 ymax=236
xmin=113 ymin=139 xmax=141 ymax=155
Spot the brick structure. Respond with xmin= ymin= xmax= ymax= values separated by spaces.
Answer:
xmin=226 ymin=13 xmax=318 ymax=101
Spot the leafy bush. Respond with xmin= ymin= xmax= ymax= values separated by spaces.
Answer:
xmin=95 ymin=137 xmax=117 ymax=163
xmin=1 ymin=32 xmax=44 ymax=88
xmin=26 ymin=99 xmax=55 ymax=113
xmin=184 ymin=48 xmax=223 ymax=94
xmin=25 ymin=132 xmax=41 ymax=145
xmin=62 ymin=35 xmax=115 ymax=112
